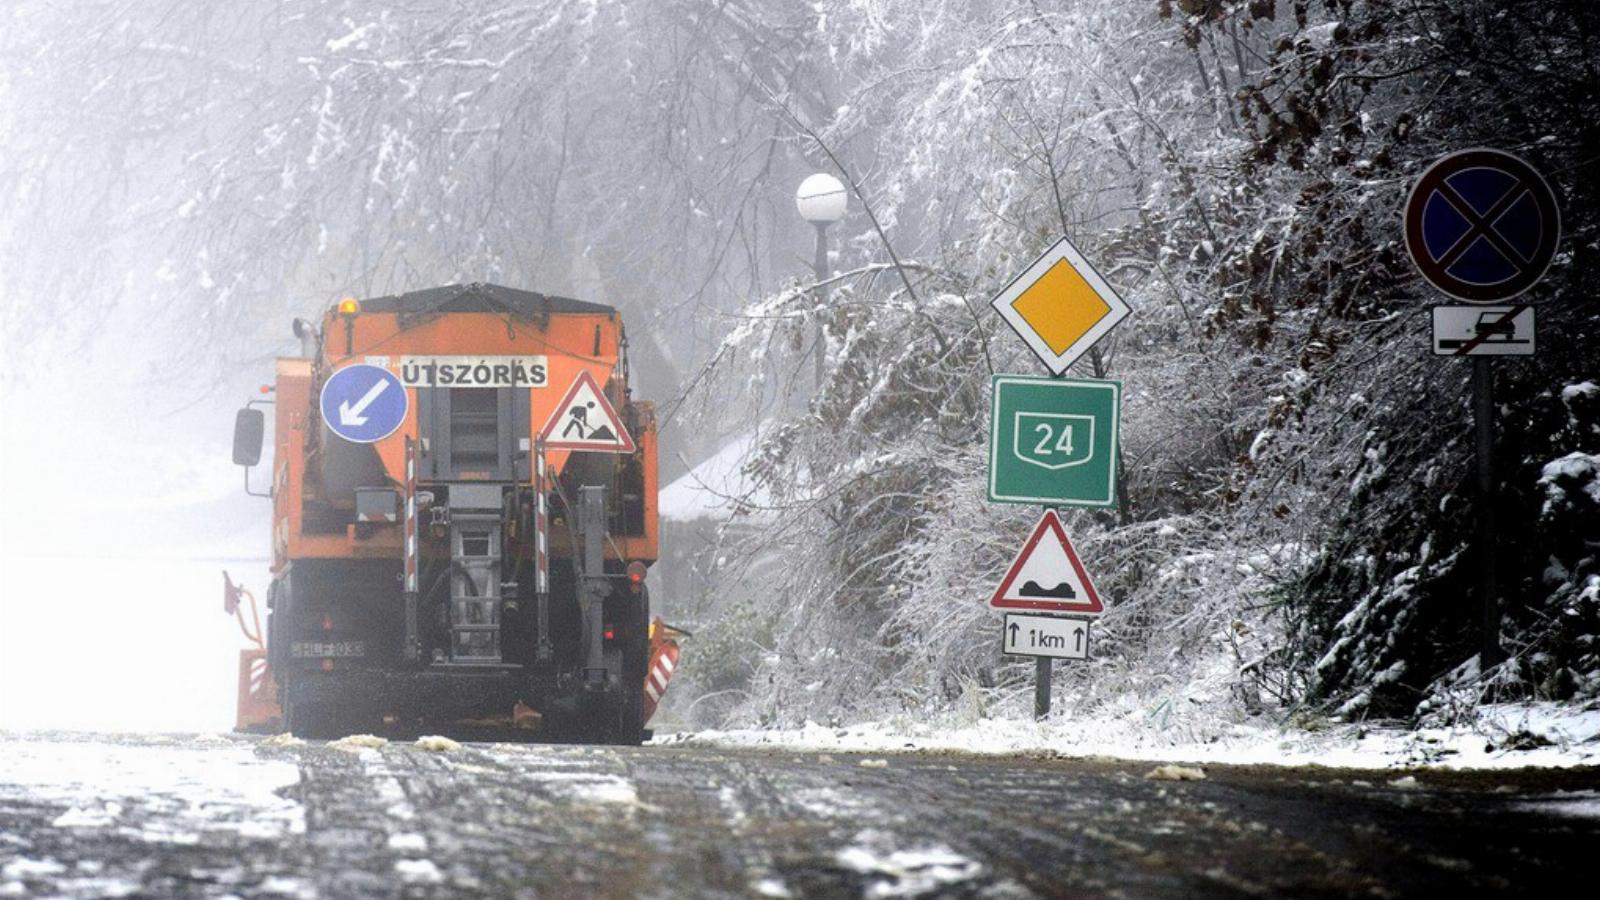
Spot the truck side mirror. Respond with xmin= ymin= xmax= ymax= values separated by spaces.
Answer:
xmin=233 ymin=408 xmax=264 ymax=466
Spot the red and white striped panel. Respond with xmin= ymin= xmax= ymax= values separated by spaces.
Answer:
xmin=248 ymin=656 xmax=270 ymax=699
xmin=534 ymin=445 xmax=548 ymax=596
xmin=403 ymin=436 xmax=418 ymax=593
xmin=642 ymin=642 xmax=680 ymax=722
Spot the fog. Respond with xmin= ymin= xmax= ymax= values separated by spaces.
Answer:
xmin=0 ymin=1 xmax=825 ymax=731
xmin=1 ymin=301 xmax=270 ymax=731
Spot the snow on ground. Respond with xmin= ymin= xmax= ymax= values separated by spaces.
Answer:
xmin=392 ymin=858 xmax=444 ymax=885
xmin=0 ymin=735 xmax=304 ymax=845
xmin=517 ymin=770 xmax=642 ymax=806
xmin=834 ymin=829 xmax=990 ymax=899
xmin=662 ymin=702 xmax=1600 ymax=771
xmin=483 ymin=744 xmax=645 ymax=807
xmin=1513 ymin=791 xmax=1600 ymax=819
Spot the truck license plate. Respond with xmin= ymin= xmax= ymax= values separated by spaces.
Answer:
xmin=290 ymin=640 xmax=366 ymax=658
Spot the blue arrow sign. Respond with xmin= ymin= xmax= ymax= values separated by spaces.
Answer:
xmin=320 ymin=364 xmax=408 ymax=444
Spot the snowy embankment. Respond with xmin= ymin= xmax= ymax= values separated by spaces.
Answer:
xmin=660 ymin=702 xmax=1600 ymax=772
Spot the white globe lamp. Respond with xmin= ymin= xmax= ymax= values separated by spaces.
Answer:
xmin=795 ymin=173 xmax=848 ymax=223
xmin=796 ymin=173 xmax=845 ymax=394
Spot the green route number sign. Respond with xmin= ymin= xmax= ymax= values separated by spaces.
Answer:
xmin=987 ymin=375 xmax=1121 ymax=507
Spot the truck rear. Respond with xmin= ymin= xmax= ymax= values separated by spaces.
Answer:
xmin=229 ymin=283 xmax=669 ymax=743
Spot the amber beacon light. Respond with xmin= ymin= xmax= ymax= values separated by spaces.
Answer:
xmin=337 ymin=297 xmax=360 ymax=354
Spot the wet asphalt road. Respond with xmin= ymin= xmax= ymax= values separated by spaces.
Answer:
xmin=2 ymin=732 xmax=1598 ymax=898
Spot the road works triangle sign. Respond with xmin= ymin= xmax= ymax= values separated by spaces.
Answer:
xmin=989 ymin=236 xmax=1131 ymax=376
xmin=538 ymin=370 xmax=637 ymax=453
xmin=988 ymin=510 xmax=1103 ymax=616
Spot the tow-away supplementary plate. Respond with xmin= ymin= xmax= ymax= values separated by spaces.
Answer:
xmin=399 ymin=355 xmax=548 ymax=388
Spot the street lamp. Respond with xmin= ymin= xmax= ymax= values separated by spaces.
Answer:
xmin=795 ymin=173 xmax=847 ymax=392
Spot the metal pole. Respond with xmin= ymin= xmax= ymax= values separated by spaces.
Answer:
xmin=1473 ymin=357 xmax=1501 ymax=667
xmin=1034 ymin=657 xmax=1052 ymax=719
xmin=1033 ymin=485 xmax=1060 ymax=720
xmin=1031 ymin=375 xmax=1074 ymax=719
xmin=579 ymin=485 xmax=609 ymax=685
xmin=813 ymin=222 xmax=830 ymax=392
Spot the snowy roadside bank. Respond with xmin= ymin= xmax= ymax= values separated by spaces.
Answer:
xmin=659 ymin=702 xmax=1600 ymax=772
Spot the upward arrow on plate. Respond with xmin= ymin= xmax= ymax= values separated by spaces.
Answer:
xmin=339 ymin=378 xmax=390 ymax=427
xmin=1008 ymin=622 xmax=1020 ymax=644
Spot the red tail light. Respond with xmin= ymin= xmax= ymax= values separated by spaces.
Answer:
xmin=626 ymin=561 xmax=647 ymax=594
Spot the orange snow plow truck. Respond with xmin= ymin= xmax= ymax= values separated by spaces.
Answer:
xmin=226 ymin=283 xmax=681 ymax=744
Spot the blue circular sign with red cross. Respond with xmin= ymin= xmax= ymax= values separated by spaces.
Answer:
xmin=1404 ymin=149 xmax=1560 ymax=304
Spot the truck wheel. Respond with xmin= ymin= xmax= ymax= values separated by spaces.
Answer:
xmin=606 ymin=676 xmax=644 ymax=746
xmin=283 ymin=694 xmax=339 ymax=741
xmin=604 ymin=587 xmax=650 ymax=746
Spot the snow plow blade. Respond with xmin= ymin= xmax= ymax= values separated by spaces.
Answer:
xmin=224 ymin=572 xmax=283 ymax=733
xmin=236 ymin=648 xmax=282 ymax=733
xmin=643 ymin=618 xmax=688 ymax=725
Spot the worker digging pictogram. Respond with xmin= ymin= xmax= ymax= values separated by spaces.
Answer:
xmin=539 ymin=368 xmax=637 ymax=453
xmin=561 ymin=400 xmax=617 ymax=442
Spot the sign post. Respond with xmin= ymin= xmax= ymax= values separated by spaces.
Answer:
xmin=1035 ymin=656 xmax=1052 ymax=720
xmin=1404 ymin=148 xmax=1559 ymax=667
xmin=984 ymin=236 xmax=1130 ymax=720
xmin=1473 ymin=358 xmax=1499 ymax=664
xmin=987 ymin=507 xmax=1106 ymax=716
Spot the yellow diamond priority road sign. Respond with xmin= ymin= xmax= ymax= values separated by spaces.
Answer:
xmin=989 ymin=236 xmax=1131 ymax=375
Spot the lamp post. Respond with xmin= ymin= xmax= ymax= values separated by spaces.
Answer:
xmin=795 ymin=173 xmax=847 ymax=392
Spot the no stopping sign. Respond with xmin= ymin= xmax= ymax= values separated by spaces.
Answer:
xmin=1404 ymin=149 xmax=1560 ymax=303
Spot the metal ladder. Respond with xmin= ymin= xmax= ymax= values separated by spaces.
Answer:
xmin=448 ymin=510 xmax=504 ymax=664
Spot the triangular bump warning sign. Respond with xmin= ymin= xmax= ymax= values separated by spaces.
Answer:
xmin=988 ymin=510 xmax=1103 ymax=615
xmin=538 ymin=369 xmax=637 ymax=453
